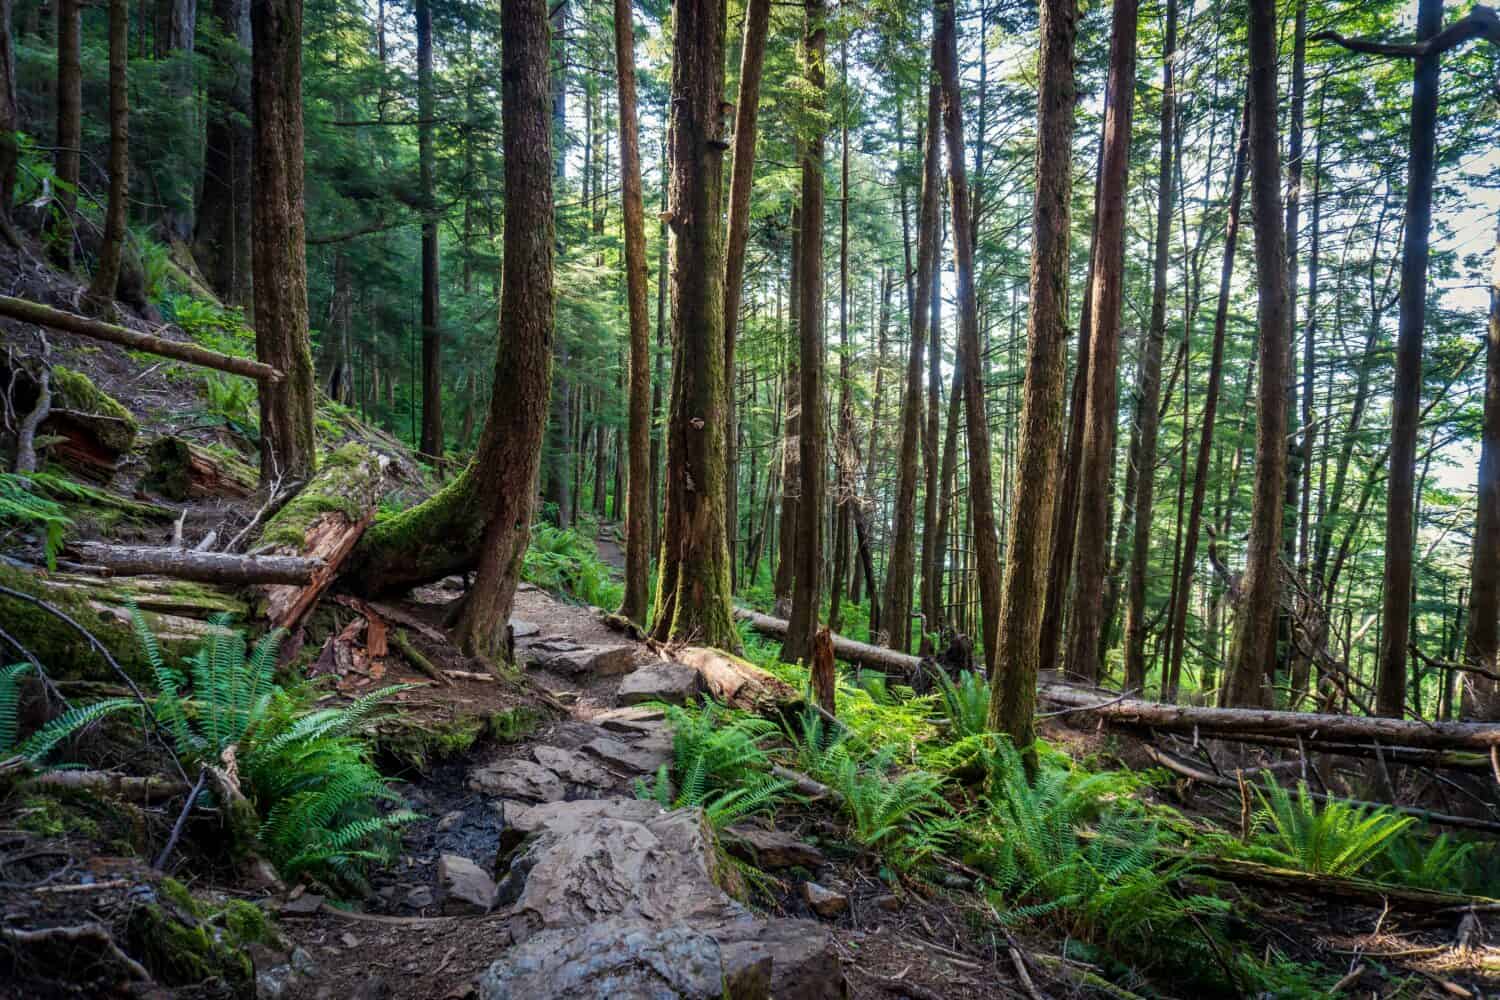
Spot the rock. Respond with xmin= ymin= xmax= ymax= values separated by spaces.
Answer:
xmin=436 ymin=810 xmax=464 ymax=832
xmin=478 ymin=799 xmax=845 ymax=1000
xmin=800 ymin=882 xmax=848 ymax=919
xmin=616 ymin=661 xmax=701 ymax=706
xmin=509 ymin=619 xmax=541 ymax=639
xmin=594 ymin=705 xmax=668 ymax=734
xmin=405 ymin=886 xmax=435 ymax=909
xmin=532 ymin=745 xmax=613 ymax=789
xmin=722 ymin=825 xmax=825 ymax=870
xmin=498 ymin=797 xmax=666 ymax=856
xmin=582 ymin=734 xmax=672 ymax=775
xmin=467 ymin=759 xmax=565 ymax=803
xmin=533 ymin=644 xmax=640 ymax=677
xmin=351 ymin=977 xmax=390 ymax=1000
xmin=439 ymin=854 xmax=498 ymax=914
xmin=279 ymin=891 xmax=324 ymax=916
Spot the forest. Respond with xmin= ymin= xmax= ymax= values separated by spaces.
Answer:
xmin=0 ymin=0 xmax=1498 ymax=995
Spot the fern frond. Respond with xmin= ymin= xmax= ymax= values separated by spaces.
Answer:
xmin=14 ymin=699 xmax=139 ymax=762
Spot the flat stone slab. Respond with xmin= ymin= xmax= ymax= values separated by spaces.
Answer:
xmin=439 ymin=854 xmax=497 ymax=914
xmin=800 ymin=882 xmax=848 ymax=919
xmin=616 ymin=661 xmax=701 ymax=706
xmin=722 ymin=825 xmax=825 ymax=871
xmin=533 ymin=644 xmax=639 ymax=677
xmin=467 ymin=759 xmax=565 ymax=803
xmin=509 ymin=620 xmax=541 ymax=639
xmin=532 ymin=745 xmax=613 ymax=789
xmin=582 ymin=735 xmax=672 ymax=776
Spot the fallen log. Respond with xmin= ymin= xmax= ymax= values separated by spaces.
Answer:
xmin=1142 ymin=744 xmax=1500 ymax=834
xmin=673 ymin=645 xmax=800 ymax=713
xmin=1193 ymin=856 xmax=1497 ymax=914
xmin=67 ymin=542 xmax=320 ymax=586
xmin=25 ymin=768 xmax=191 ymax=803
xmin=0 ymin=293 xmax=283 ymax=381
xmin=1039 ymin=684 xmax=1500 ymax=752
xmin=143 ymin=436 xmax=257 ymax=501
xmin=1150 ymin=729 xmax=1493 ymax=772
xmin=734 ymin=607 xmax=922 ymax=675
xmin=259 ymin=444 xmax=387 ymax=629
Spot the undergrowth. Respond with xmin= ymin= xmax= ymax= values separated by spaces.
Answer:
xmin=522 ymin=524 xmax=623 ymax=608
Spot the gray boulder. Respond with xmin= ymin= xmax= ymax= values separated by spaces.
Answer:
xmin=616 ymin=661 xmax=702 ymax=706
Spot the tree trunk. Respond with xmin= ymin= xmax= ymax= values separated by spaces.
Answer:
xmin=85 ymin=0 xmax=129 ymax=310
xmin=881 ymin=75 xmax=941 ymax=654
xmin=857 ymin=269 xmax=893 ymax=613
xmin=1163 ymin=102 xmax=1249 ymax=704
xmin=829 ymin=37 xmax=853 ymax=636
xmin=1378 ymin=0 xmax=1444 ymax=719
xmin=651 ymin=0 xmax=737 ymax=650
xmin=1223 ymin=0 xmax=1291 ymax=708
xmin=652 ymin=151 xmax=668 ymax=557
xmin=613 ymin=0 xmax=652 ymax=625
xmin=722 ymin=0 xmax=771 ymax=588
xmin=935 ymin=0 xmax=1000 ymax=670
xmin=417 ymin=0 xmax=444 ymax=459
xmin=773 ymin=208 xmax=801 ymax=615
xmin=0 ymin=0 xmax=19 ymax=245
xmin=988 ymin=0 xmax=1076 ymax=754
xmin=250 ymin=0 xmax=317 ymax=485
xmin=52 ymin=0 xmax=81 ymax=267
xmin=193 ymin=0 xmax=252 ymax=309
xmin=920 ymin=197 xmax=945 ymax=648
xmin=448 ymin=0 xmax=555 ymax=659
xmin=154 ymin=0 xmax=197 ymax=241
xmin=781 ymin=0 xmax=828 ymax=666
xmin=1463 ymin=215 xmax=1500 ymax=720
xmin=1122 ymin=0 xmax=1176 ymax=694
xmin=1065 ymin=0 xmax=1138 ymax=684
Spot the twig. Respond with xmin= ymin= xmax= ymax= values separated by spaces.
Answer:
xmin=33 ymin=877 xmax=132 ymax=894
xmin=0 ymin=923 xmax=151 ymax=981
xmin=153 ymin=768 xmax=207 ymax=870
xmin=1330 ymin=963 xmax=1365 ymax=994
xmin=391 ymin=629 xmax=451 ymax=686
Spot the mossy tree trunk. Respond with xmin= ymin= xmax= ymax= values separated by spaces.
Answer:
xmin=0 ymin=0 xmax=19 ymax=246
xmin=51 ymin=0 xmax=81 ymax=268
xmin=84 ymin=0 xmax=128 ymax=311
xmin=250 ymin=0 xmax=317 ymax=486
xmin=417 ymin=0 xmax=444 ymax=461
xmin=651 ymin=0 xmax=737 ymax=652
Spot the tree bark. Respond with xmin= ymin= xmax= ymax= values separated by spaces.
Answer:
xmin=1065 ymin=0 xmax=1138 ymax=684
xmin=154 ymin=0 xmax=197 ymax=241
xmin=85 ymin=0 xmax=129 ymax=311
xmin=251 ymin=0 xmax=317 ymax=485
xmin=67 ymin=543 xmax=320 ymax=586
xmin=1464 ymin=215 xmax=1500 ymax=720
xmin=773 ymin=208 xmax=801 ymax=615
xmin=781 ymin=0 xmax=828 ymax=666
xmin=613 ymin=0 xmax=652 ymax=625
xmin=0 ymin=0 xmax=18 ymax=245
xmin=51 ymin=0 xmax=81 ymax=267
xmin=1122 ymin=0 xmax=1176 ymax=695
xmin=1163 ymin=102 xmax=1249 ymax=704
xmin=935 ymin=0 xmax=1000 ymax=671
xmin=1223 ymin=0 xmax=1291 ymax=708
xmin=651 ymin=0 xmax=737 ymax=650
xmin=449 ymin=0 xmax=555 ymax=659
xmin=194 ymin=0 xmax=253 ymax=308
xmin=829 ymin=36 xmax=853 ymax=636
xmin=417 ymin=0 xmax=444 ymax=459
xmin=722 ymin=0 xmax=771 ymax=587
xmin=988 ymin=0 xmax=1076 ymax=754
xmin=881 ymin=73 xmax=941 ymax=655
xmin=1377 ymin=0 xmax=1444 ymax=719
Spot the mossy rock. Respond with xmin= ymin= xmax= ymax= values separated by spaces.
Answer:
xmin=48 ymin=366 xmax=138 ymax=454
xmin=378 ymin=712 xmax=486 ymax=770
xmin=260 ymin=442 xmax=385 ymax=549
xmin=143 ymin=435 xmax=256 ymax=501
xmin=9 ymin=787 xmax=150 ymax=854
xmin=126 ymin=878 xmax=285 ymax=998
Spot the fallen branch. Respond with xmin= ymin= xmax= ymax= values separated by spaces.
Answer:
xmin=25 ymin=769 xmax=191 ymax=803
xmin=735 ymin=606 xmax=922 ymax=675
xmin=1142 ymin=744 xmax=1500 ymax=833
xmin=1311 ymin=5 xmax=1499 ymax=58
xmin=67 ymin=542 xmax=320 ymax=585
xmin=673 ymin=644 xmax=800 ymax=712
xmin=390 ymin=629 xmax=450 ymax=686
xmin=0 ymin=294 xmax=282 ymax=381
xmin=1039 ymin=684 xmax=1500 ymax=752
xmin=1194 ymin=856 xmax=1497 ymax=914
xmin=0 ymin=923 xmax=151 ymax=981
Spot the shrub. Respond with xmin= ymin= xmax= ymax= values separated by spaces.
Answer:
xmin=1251 ymin=776 xmax=1414 ymax=878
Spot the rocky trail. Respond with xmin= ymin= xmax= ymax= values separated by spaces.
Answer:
xmin=261 ymin=579 xmax=1021 ymax=1000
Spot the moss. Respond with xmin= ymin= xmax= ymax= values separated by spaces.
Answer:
xmin=27 ymin=471 xmax=176 ymax=523
xmin=48 ymin=366 xmax=138 ymax=453
xmin=345 ymin=465 xmax=485 ymax=596
xmin=260 ymin=443 xmax=384 ymax=549
xmin=143 ymin=437 xmax=256 ymax=501
xmin=15 ymin=794 xmax=100 ymax=838
xmin=379 ymin=713 xmax=485 ymax=770
xmin=127 ymin=878 xmax=280 ymax=998
xmin=488 ymin=706 xmax=541 ymax=744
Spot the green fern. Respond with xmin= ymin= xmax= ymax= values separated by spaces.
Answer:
xmin=0 ymin=662 xmax=138 ymax=764
xmin=826 ymin=751 xmax=949 ymax=854
xmin=932 ymin=669 xmax=990 ymax=739
xmin=1375 ymin=831 xmax=1479 ymax=893
xmin=0 ymin=472 xmax=73 ymax=569
xmin=1251 ymin=776 xmax=1414 ymax=877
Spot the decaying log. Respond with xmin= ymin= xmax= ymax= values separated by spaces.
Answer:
xmin=735 ymin=607 xmax=923 ymax=675
xmin=67 ymin=541 xmax=320 ymax=585
xmin=673 ymin=644 xmax=800 ymax=712
xmin=144 ymin=436 xmax=256 ymax=501
xmin=1163 ymin=730 xmax=1493 ymax=772
xmin=811 ymin=626 xmax=837 ymax=717
xmin=1039 ymin=684 xmax=1500 ymax=752
xmin=0 ymin=293 xmax=283 ymax=381
xmin=25 ymin=768 xmax=191 ymax=803
xmin=1142 ymin=744 xmax=1500 ymax=833
xmin=1194 ymin=856 xmax=1497 ymax=914
xmin=259 ymin=444 xmax=387 ymax=629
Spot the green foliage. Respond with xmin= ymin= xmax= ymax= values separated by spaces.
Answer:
xmin=0 ymin=473 xmax=72 ymax=568
xmin=1251 ymin=776 xmax=1414 ymax=877
xmin=932 ymin=669 xmax=990 ymax=739
xmin=0 ymin=662 xmax=139 ymax=764
xmin=129 ymin=608 xmax=417 ymax=893
xmin=522 ymin=524 xmax=623 ymax=608
xmin=1375 ymin=831 xmax=1478 ymax=894
xmin=826 ymin=751 xmax=951 ymax=860
xmin=635 ymin=702 xmax=790 ymax=831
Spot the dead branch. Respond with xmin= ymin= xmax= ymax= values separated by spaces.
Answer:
xmin=66 ymin=541 xmax=321 ymax=585
xmin=1312 ymin=5 xmax=1499 ymax=58
xmin=0 ymin=923 xmax=151 ymax=981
